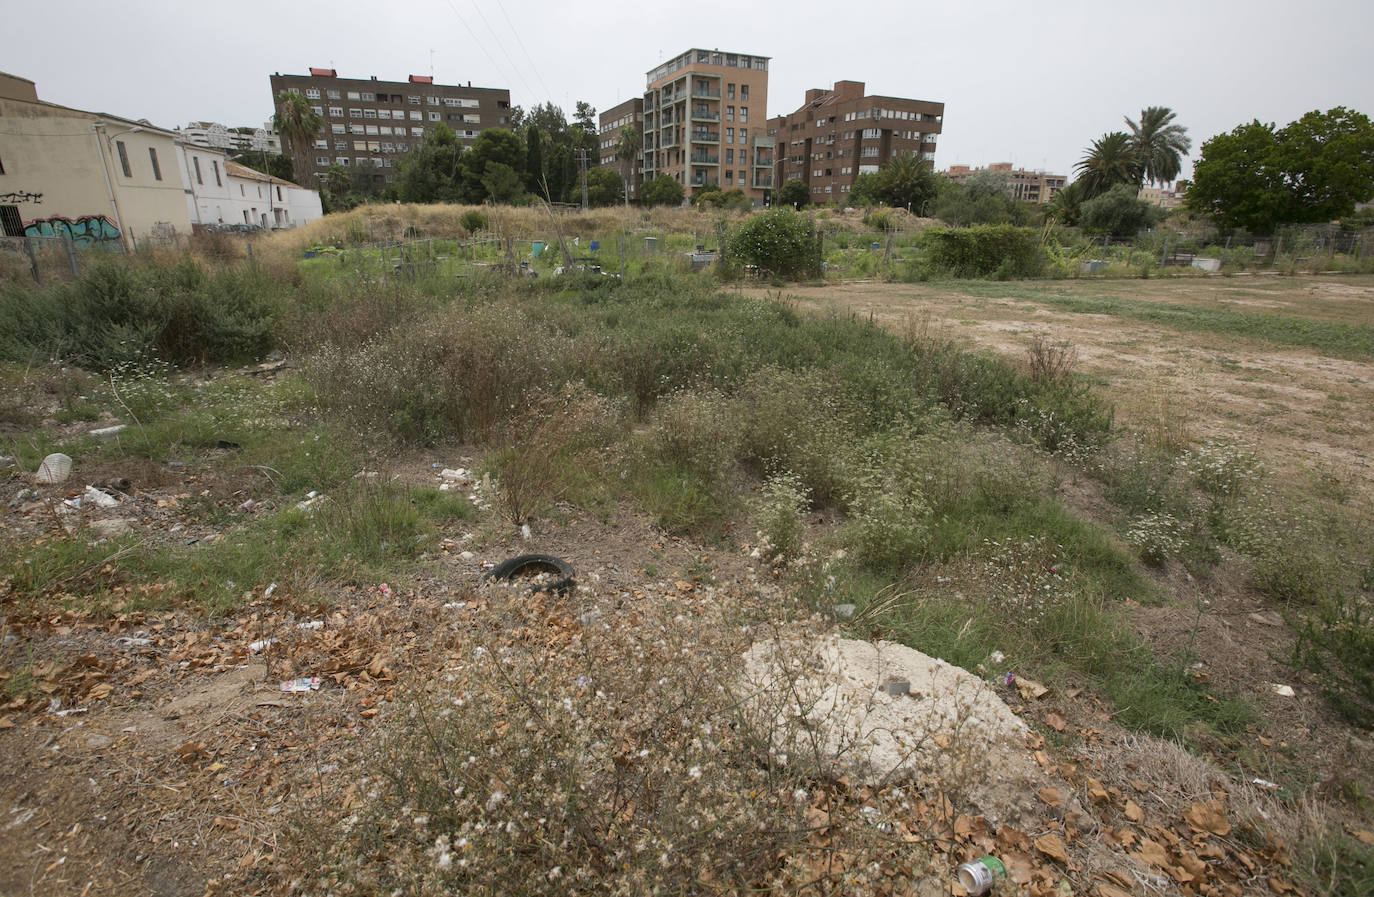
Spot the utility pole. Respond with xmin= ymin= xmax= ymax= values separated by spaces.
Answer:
xmin=576 ymin=148 xmax=590 ymax=210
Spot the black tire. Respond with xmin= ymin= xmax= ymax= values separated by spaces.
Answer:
xmin=483 ymin=553 xmax=575 ymax=594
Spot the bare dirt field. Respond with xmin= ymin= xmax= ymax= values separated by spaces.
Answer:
xmin=744 ymin=275 xmax=1374 ymax=505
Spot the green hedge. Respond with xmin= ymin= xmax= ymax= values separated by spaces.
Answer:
xmin=921 ymin=225 xmax=1047 ymax=278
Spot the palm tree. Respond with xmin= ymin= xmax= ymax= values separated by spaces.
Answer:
xmin=616 ymin=124 xmax=641 ymax=206
xmin=1074 ymin=132 xmax=1141 ymax=199
xmin=1125 ymin=106 xmax=1191 ymax=186
xmin=272 ymin=90 xmax=324 ymax=188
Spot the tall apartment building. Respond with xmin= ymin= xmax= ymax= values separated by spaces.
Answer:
xmin=641 ymin=49 xmax=774 ymax=205
xmin=942 ymin=162 xmax=1066 ymax=204
xmin=268 ymin=68 xmax=512 ymax=187
xmin=598 ymin=98 xmax=644 ymax=201
xmin=767 ymin=81 xmax=943 ymax=203
xmin=179 ymin=121 xmax=281 ymax=155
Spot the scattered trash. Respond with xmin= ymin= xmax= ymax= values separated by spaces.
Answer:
xmin=83 ymin=485 xmax=119 ymax=509
xmin=9 ymin=487 xmax=39 ymax=506
xmin=378 ymin=583 xmax=393 ymax=598
xmin=90 ymin=518 xmax=134 ymax=539
xmin=263 ymin=583 xmax=277 ymax=598
xmin=296 ymin=620 xmax=324 ymax=630
xmin=248 ymin=638 xmax=278 ymax=653
xmin=520 ymin=523 xmax=532 ymax=541
xmin=1252 ymin=778 xmax=1279 ymax=790
xmin=1014 ymin=675 xmax=1050 ymax=700
xmin=442 ymin=601 xmax=468 ymax=611
xmin=296 ymin=491 xmax=323 ymax=512
xmin=34 ymin=453 xmax=73 ymax=485
xmin=956 ymin=856 xmax=1008 ymax=896
xmin=105 ymin=477 xmax=132 ymax=493
xmin=238 ymin=498 xmax=257 ymax=512
xmin=832 ymin=603 xmax=857 ymax=620
xmin=440 ymin=468 xmax=469 ymax=481
xmin=1270 ymin=683 xmax=1296 ymax=698
xmin=858 ymin=805 xmax=893 ymax=832
xmin=483 ymin=554 xmax=575 ymax=594
xmin=990 ymin=650 xmax=1006 ymax=665
xmin=279 ymin=677 xmax=322 ymax=693
xmin=884 ymin=678 xmax=911 ymax=697
xmin=90 ymin=424 xmax=127 ymax=438
xmin=114 ymin=636 xmax=151 ymax=648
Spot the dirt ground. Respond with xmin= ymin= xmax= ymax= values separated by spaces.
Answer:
xmin=743 ymin=276 xmax=1374 ymax=505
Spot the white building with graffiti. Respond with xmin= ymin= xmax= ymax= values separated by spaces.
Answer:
xmin=0 ymin=71 xmax=192 ymax=250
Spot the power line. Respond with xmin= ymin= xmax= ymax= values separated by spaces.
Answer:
xmin=490 ymin=0 xmax=554 ymax=103
xmin=443 ymin=0 xmax=516 ymax=92
xmin=467 ymin=0 xmax=539 ymax=104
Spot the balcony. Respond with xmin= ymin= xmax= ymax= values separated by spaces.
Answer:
xmin=691 ymin=109 xmax=720 ymax=122
xmin=689 ymin=152 xmax=719 ymax=164
xmin=752 ymin=175 xmax=773 ymax=189
xmin=691 ymin=130 xmax=720 ymax=144
xmin=691 ymin=86 xmax=721 ymax=99
xmin=661 ymin=136 xmax=680 ymax=148
xmin=691 ymin=177 xmax=720 ymax=188
xmin=753 ymin=155 xmax=774 ymax=167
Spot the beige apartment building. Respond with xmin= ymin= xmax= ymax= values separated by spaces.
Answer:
xmin=0 ymin=72 xmax=190 ymax=249
xmin=598 ymin=98 xmax=644 ymax=201
xmin=942 ymin=163 xmax=1066 ymax=204
xmin=641 ymin=49 xmax=774 ymax=205
xmin=767 ymin=80 xmax=943 ymax=204
xmin=268 ymin=69 xmax=512 ymax=187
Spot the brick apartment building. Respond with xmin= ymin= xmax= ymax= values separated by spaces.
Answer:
xmin=942 ymin=162 xmax=1066 ymax=204
xmin=598 ymin=98 xmax=644 ymax=201
xmin=641 ymin=49 xmax=775 ymax=205
xmin=767 ymin=81 xmax=943 ymax=204
xmin=268 ymin=69 xmax=511 ymax=187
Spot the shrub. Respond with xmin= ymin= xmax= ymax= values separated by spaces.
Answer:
xmin=920 ymin=225 xmax=1046 ymax=279
xmin=733 ymin=366 xmax=852 ymax=505
xmin=1079 ymin=183 xmax=1162 ymax=238
xmin=726 ymin=210 xmax=821 ymax=279
xmin=841 ymin=428 xmax=936 ymax=572
xmin=459 ymin=210 xmax=489 ymax=233
xmin=863 ymin=209 xmax=899 ymax=233
xmin=1292 ymin=593 xmax=1374 ymax=728
xmin=755 ymin=471 xmax=809 ymax=563
xmin=1125 ymin=512 xmax=1185 ymax=565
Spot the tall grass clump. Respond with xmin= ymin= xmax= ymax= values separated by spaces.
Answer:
xmin=0 ymin=257 xmax=282 ymax=369
xmin=916 ymin=225 xmax=1047 ymax=279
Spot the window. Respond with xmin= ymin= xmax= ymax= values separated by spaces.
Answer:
xmin=739 ymin=173 xmax=745 ymax=186
xmin=350 ymin=124 xmax=364 ymax=135
xmin=116 ymin=140 xmax=131 ymax=177
xmin=426 ymin=96 xmax=439 ymax=105
xmin=332 ymin=124 xmax=345 ymax=134
xmin=335 ymin=141 xmax=347 ymax=150
xmin=353 ymin=141 xmax=367 ymax=151
xmin=310 ymin=106 xmax=323 ymax=116
xmin=329 ymin=106 xmax=343 ymax=117
xmin=305 ymin=88 xmax=320 ymax=99
xmin=725 ymin=149 xmax=733 ymax=165
xmin=362 ymin=92 xmax=375 ymax=102
xmin=725 ymin=106 xmax=734 ymax=122
xmin=724 ymin=170 xmax=733 ymax=181
xmin=411 ymin=127 xmax=424 ymax=137
xmin=0 ymin=152 xmax=5 ymax=174
xmin=739 ymin=128 xmax=747 ymax=143
xmin=364 ymin=109 xmax=377 ymax=119
xmin=349 ymin=108 xmax=362 ymax=118
xmin=727 ymin=83 xmax=735 ymax=100
xmin=408 ymin=95 xmax=420 ymax=104
xmin=336 ymin=157 xmax=349 ymax=166
xmin=314 ymin=138 xmax=328 ymax=149
xmin=725 ymin=127 xmax=733 ymax=143
xmin=443 ymin=97 xmax=460 ymax=107
xmin=741 ymin=85 xmax=749 ymax=101
xmin=428 ymin=111 xmax=440 ymax=121
xmin=212 ymin=159 xmax=221 ymax=186
xmin=739 ymin=107 xmax=747 ymax=123
xmin=316 ymin=156 xmax=329 ymax=166
xmin=410 ymin=111 xmax=422 ymax=121
xmin=862 ymin=128 xmax=881 ymax=139
xmin=346 ymin=91 xmax=360 ymax=100
xmin=377 ymin=109 xmax=391 ymax=120
xmin=380 ymin=126 xmax=393 ymax=136
xmin=365 ymin=125 xmax=379 ymax=136
xmin=462 ymin=114 xmax=480 ymax=123
xmin=860 ymin=146 xmax=879 ymax=157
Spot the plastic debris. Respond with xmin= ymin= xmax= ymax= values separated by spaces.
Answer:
xmin=296 ymin=620 xmax=324 ymax=630
xmin=1252 ymin=778 xmax=1279 ymax=790
xmin=90 ymin=424 xmax=127 ymax=438
xmin=440 ymin=467 xmax=469 ymax=481
xmin=520 ymin=523 xmax=532 ymax=540
xmin=378 ymin=583 xmax=393 ymax=598
xmin=1270 ymin=683 xmax=1296 ymax=698
xmin=83 ymin=485 xmax=119 ymax=509
xmin=832 ymin=603 xmax=857 ymax=620
xmin=296 ymin=491 xmax=323 ymax=512
xmin=990 ymin=650 xmax=1006 ymax=664
xmin=263 ymin=582 xmax=277 ymax=598
xmin=35 ymin=453 xmax=73 ymax=484
xmin=114 ymin=636 xmax=151 ymax=648
xmin=248 ymin=638 xmax=278 ymax=652
xmin=280 ymin=677 xmax=322 ymax=693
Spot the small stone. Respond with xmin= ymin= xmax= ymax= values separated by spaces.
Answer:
xmin=90 ymin=518 xmax=134 ymax=539
xmin=86 ymin=734 xmax=113 ymax=750
xmin=459 ymin=551 xmax=476 ymax=561
xmin=833 ymin=604 xmax=857 ymax=620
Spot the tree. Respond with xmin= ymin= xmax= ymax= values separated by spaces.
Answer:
xmin=233 ymin=150 xmax=293 ymax=184
xmin=584 ymin=167 xmax=624 ymax=207
xmin=849 ymin=172 xmax=882 ymax=207
xmin=524 ymin=102 xmax=568 ymax=141
xmin=525 ymin=127 xmax=545 ymax=192
xmin=727 ymin=209 xmax=820 ymax=278
xmin=272 ymin=90 xmax=323 ymax=189
xmin=1187 ymin=108 xmax=1374 ymax=232
xmin=1079 ymin=183 xmax=1161 ymax=237
xmin=1046 ymin=181 xmax=1086 ymax=226
xmin=573 ymin=101 xmax=597 ymax=136
xmin=1125 ymin=106 xmax=1191 ymax=186
xmin=396 ymin=123 xmax=464 ymax=203
xmin=1075 ymin=132 xmax=1142 ymax=198
xmin=480 ymin=161 xmax=525 ymax=204
xmin=616 ymin=124 xmax=641 ymax=205
xmin=875 ymin=153 xmax=940 ymax=211
xmin=776 ymin=178 xmax=809 ymax=209
xmin=641 ymin=174 xmax=685 ymax=207
xmin=461 ymin=128 xmax=526 ymax=202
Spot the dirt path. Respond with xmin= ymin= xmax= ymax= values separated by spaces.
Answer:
xmin=744 ymin=276 xmax=1374 ymax=503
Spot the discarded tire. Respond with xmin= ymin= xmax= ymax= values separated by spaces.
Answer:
xmin=483 ymin=553 xmax=575 ymax=594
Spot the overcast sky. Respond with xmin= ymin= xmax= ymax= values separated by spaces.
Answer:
xmin=7 ymin=0 xmax=1373 ymax=182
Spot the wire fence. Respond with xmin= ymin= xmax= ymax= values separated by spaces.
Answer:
xmin=0 ymin=234 xmax=127 ymax=285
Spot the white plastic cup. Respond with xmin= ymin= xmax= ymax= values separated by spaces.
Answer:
xmin=956 ymin=856 xmax=1007 ymax=896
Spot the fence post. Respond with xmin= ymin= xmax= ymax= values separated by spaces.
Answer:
xmin=1273 ymin=235 xmax=1282 ymax=266
xmin=23 ymin=237 xmax=41 ymax=285
xmin=63 ymin=233 xmax=79 ymax=279
xmin=246 ymin=241 xmax=255 ymax=267
xmin=619 ymin=234 xmax=625 ymax=279
xmin=1160 ymin=238 xmax=1168 ymax=269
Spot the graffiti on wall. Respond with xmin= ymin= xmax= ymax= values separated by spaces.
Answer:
xmin=23 ymin=215 xmax=122 ymax=246
xmin=0 ymin=191 xmax=43 ymax=204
